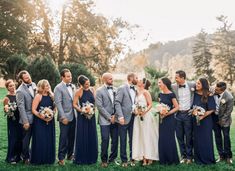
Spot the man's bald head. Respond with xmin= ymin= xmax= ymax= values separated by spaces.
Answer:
xmin=102 ymin=73 xmax=113 ymax=85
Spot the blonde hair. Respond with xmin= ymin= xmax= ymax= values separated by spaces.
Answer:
xmin=37 ymin=79 xmax=54 ymax=100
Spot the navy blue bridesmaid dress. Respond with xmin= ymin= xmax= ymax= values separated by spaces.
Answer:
xmin=192 ymin=93 xmax=216 ymax=165
xmin=74 ymin=89 xmax=98 ymax=165
xmin=31 ymin=95 xmax=55 ymax=165
xmin=158 ymin=93 xmax=179 ymax=165
xmin=5 ymin=95 xmax=22 ymax=163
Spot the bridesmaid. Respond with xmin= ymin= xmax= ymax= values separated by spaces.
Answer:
xmin=192 ymin=78 xmax=216 ymax=165
xmin=3 ymin=80 xmax=22 ymax=164
xmin=158 ymin=78 xmax=179 ymax=165
xmin=31 ymin=79 xmax=55 ymax=165
xmin=73 ymin=75 xmax=98 ymax=165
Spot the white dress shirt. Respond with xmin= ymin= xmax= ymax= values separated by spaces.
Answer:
xmin=63 ymin=82 xmax=73 ymax=99
xmin=178 ymin=82 xmax=191 ymax=110
xmin=215 ymin=92 xmax=224 ymax=115
xmin=105 ymin=84 xmax=114 ymax=103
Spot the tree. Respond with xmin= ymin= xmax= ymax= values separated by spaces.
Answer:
xmin=59 ymin=63 xmax=95 ymax=86
xmin=27 ymin=57 xmax=60 ymax=89
xmin=0 ymin=54 xmax=28 ymax=81
xmin=0 ymin=0 xmax=34 ymax=66
xmin=144 ymin=66 xmax=167 ymax=101
xmin=192 ymin=29 xmax=215 ymax=83
xmin=212 ymin=15 xmax=235 ymax=86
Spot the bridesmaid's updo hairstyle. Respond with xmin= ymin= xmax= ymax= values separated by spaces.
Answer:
xmin=77 ymin=75 xmax=89 ymax=87
xmin=143 ymin=78 xmax=151 ymax=90
xmin=161 ymin=77 xmax=172 ymax=91
xmin=5 ymin=79 xmax=14 ymax=90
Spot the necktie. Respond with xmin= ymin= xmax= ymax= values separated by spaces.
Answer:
xmin=107 ymin=86 xmax=113 ymax=90
xmin=130 ymin=85 xmax=135 ymax=90
xmin=217 ymin=94 xmax=221 ymax=98
xmin=27 ymin=84 xmax=32 ymax=88
xmin=179 ymin=84 xmax=186 ymax=88
xmin=66 ymin=83 xmax=72 ymax=87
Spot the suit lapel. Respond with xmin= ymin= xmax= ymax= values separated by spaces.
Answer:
xmin=103 ymin=86 xmax=113 ymax=103
xmin=23 ymin=84 xmax=34 ymax=98
xmin=62 ymin=83 xmax=72 ymax=99
xmin=125 ymin=84 xmax=133 ymax=104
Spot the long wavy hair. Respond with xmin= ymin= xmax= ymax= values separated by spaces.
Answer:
xmin=198 ymin=78 xmax=210 ymax=103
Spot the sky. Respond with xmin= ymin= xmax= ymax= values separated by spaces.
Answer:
xmin=49 ymin=0 xmax=235 ymax=52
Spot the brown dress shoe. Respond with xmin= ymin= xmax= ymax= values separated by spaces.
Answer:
xmin=180 ymin=158 xmax=187 ymax=164
xmin=227 ymin=158 xmax=233 ymax=164
xmin=101 ymin=162 xmax=108 ymax=168
xmin=67 ymin=155 xmax=75 ymax=161
xmin=121 ymin=162 xmax=128 ymax=167
xmin=23 ymin=159 xmax=30 ymax=165
xmin=58 ymin=160 xmax=65 ymax=166
xmin=186 ymin=159 xmax=192 ymax=164
xmin=216 ymin=157 xmax=224 ymax=163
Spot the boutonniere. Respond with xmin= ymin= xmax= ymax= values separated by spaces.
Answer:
xmin=220 ymin=99 xmax=226 ymax=104
xmin=191 ymin=87 xmax=195 ymax=92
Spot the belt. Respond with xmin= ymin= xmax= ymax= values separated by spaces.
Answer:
xmin=178 ymin=110 xmax=190 ymax=113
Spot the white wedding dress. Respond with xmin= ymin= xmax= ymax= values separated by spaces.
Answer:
xmin=132 ymin=94 xmax=159 ymax=161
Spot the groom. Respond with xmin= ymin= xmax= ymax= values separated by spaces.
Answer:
xmin=115 ymin=73 xmax=138 ymax=167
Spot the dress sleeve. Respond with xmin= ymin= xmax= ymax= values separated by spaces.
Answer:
xmin=207 ymin=96 xmax=216 ymax=111
xmin=171 ymin=92 xmax=176 ymax=99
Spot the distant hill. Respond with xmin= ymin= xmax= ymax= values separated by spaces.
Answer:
xmin=115 ymin=36 xmax=196 ymax=79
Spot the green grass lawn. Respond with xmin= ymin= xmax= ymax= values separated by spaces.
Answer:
xmin=0 ymin=87 xmax=235 ymax=171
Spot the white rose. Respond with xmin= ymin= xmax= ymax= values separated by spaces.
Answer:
xmin=220 ymin=99 xmax=226 ymax=104
xmin=191 ymin=87 xmax=195 ymax=91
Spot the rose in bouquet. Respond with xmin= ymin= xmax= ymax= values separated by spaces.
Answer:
xmin=155 ymin=103 xmax=170 ymax=123
xmin=81 ymin=101 xmax=95 ymax=119
xmin=134 ymin=103 xmax=147 ymax=121
xmin=189 ymin=105 xmax=205 ymax=126
xmin=39 ymin=106 xmax=54 ymax=124
xmin=4 ymin=102 xmax=17 ymax=120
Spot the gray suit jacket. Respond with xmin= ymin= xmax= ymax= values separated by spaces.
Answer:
xmin=16 ymin=83 xmax=37 ymax=124
xmin=218 ymin=90 xmax=234 ymax=127
xmin=54 ymin=82 xmax=76 ymax=122
xmin=171 ymin=81 xmax=196 ymax=106
xmin=96 ymin=85 xmax=116 ymax=125
xmin=115 ymin=84 xmax=136 ymax=124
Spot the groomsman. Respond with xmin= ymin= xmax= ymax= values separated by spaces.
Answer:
xmin=16 ymin=70 xmax=37 ymax=164
xmin=115 ymin=73 xmax=138 ymax=167
xmin=54 ymin=69 xmax=76 ymax=166
xmin=213 ymin=82 xmax=234 ymax=164
xmin=96 ymin=73 xmax=119 ymax=168
xmin=172 ymin=70 xmax=195 ymax=164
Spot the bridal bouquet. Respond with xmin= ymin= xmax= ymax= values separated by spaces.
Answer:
xmin=134 ymin=103 xmax=147 ymax=121
xmin=4 ymin=102 xmax=17 ymax=120
xmin=155 ymin=103 xmax=170 ymax=123
xmin=189 ymin=105 xmax=205 ymax=126
xmin=39 ymin=106 xmax=54 ymax=124
xmin=81 ymin=101 xmax=95 ymax=119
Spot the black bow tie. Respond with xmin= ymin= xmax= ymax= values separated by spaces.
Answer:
xmin=217 ymin=94 xmax=221 ymax=98
xmin=107 ymin=86 xmax=113 ymax=90
xmin=179 ymin=84 xmax=186 ymax=88
xmin=27 ymin=84 xmax=32 ymax=88
xmin=130 ymin=86 xmax=135 ymax=90
xmin=66 ymin=83 xmax=72 ymax=87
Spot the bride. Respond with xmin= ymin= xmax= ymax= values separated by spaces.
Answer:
xmin=132 ymin=78 xmax=159 ymax=165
